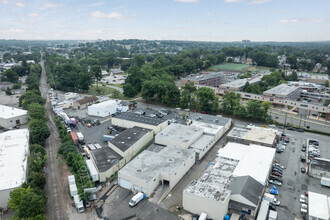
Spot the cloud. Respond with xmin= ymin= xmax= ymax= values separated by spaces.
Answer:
xmin=224 ymin=0 xmax=243 ymax=2
xmin=174 ymin=0 xmax=198 ymax=2
xmin=279 ymin=19 xmax=299 ymax=23
xmin=28 ymin=13 xmax=38 ymax=17
xmin=15 ymin=2 xmax=24 ymax=7
xmin=205 ymin=12 xmax=214 ymax=16
xmin=0 ymin=28 xmax=25 ymax=34
xmin=0 ymin=0 xmax=9 ymax=5
xmin=312 ymin=18 xmax=325 ymax=23
xmin=91 ymin=11 xmax=124 ymax=20
xmin=248 ymin=0 xmax=271 ymax=5
xmin=87 ymin=2 xmax=104 ymax=7
xmin=43 ymin=2 xmax=64 ymax=9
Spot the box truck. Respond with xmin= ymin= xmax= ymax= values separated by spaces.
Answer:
xmin=76 ymin=132 xmax=84 ymax=143
xmin=264 ymin=193 xmax=280 ymax=206
xmin=74 ymin=195 xmax=85 ymax=213
xmin=70 ymin=132 xmax=78 ymax=145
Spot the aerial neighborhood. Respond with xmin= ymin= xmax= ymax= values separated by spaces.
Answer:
xmin=1 ymin=1 xmax=330 ymax=220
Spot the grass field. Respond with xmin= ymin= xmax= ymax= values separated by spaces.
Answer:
xmin=211 ymin=63 xmax=250 ymax=71
xmin=88 ymin=85 xmax=126 ymax=99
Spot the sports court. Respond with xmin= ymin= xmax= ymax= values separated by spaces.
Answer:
xmin=211 ymin=63 xmax=249 ymax=71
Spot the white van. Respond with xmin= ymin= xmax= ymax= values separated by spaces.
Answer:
xmin=198 ymin=212 xmax=207 ymax=220
xmin=129 ymin=192 xmax=145 ymax=207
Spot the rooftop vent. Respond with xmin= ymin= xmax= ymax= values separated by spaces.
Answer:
xmin=107 ymin=159 xmax=111 ymax=164
xmin=128 ymin=137 xmax=131 ymax=140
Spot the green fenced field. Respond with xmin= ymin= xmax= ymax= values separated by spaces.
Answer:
xmin=211 ymin=63 xmax=250 ymax=71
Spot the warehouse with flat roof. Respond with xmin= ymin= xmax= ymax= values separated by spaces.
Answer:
xmin=227 ymin=126 xmax=279 ymax=147
xmin=183 ymin=142 xmax=275 ymax=220
xmin=108 ymin=126 xmax=153 ymax=159
xmin=118 ymin=146 xmax=195 ymax=196
xmin=181 ymin=72 xmax=226 ymax=87
xmin=263 ymin=83 xmax=301 ymax=100
xmin=112 ymin=112 xmax=168 ymax=134
xmin=0 ymin=104 xmax=27 ymax=128
xmin=0 ymin=129 xmax=29 ymax=208
xmin=308 ymin=191 xmax=330 ymax=220
xmin=219 ymin=76 xmax=262 ymax=91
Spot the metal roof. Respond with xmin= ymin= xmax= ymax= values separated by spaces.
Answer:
xmin=113 ymin=112 xmax=167 ymax=126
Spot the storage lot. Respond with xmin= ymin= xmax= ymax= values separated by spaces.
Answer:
xmin=273 ymin=130 xmax=330 ymax=219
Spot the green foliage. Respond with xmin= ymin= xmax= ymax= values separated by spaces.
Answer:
xmin=324 ymin=99 xmax=330 ymax=106
xmin=1 ymin=69 xmax=19 ymax=83
xmin=196 ymin=87 xmax=219 ymax=112
xmin=19 ymin=90 xmax=45 ymax=109
xmin=16 ymin=191 xmax=46 ymax=218
xmin=5 ymin=87 xmax=12 ymax=95
xmin=221 ymin=92 xmax=241 ymax=114
xmin=12 ymin=83 xmax=22 ymax=89
xmin=28 ymin=119 xmax=50 ymax=145
xmin=27 ymin=172 xmax=46 ymax=190
xmin=28 ymin=150 xmax=47 ymax=173
xmin=325 ymin=80 xmax=329 ymax=87
xmin=28 ymin=103 xmax=46 ymax=121
xmin=8 ymin=187 xmax=32 ymax=211
xmin=180 ymin=82 xmax=197 ymax=109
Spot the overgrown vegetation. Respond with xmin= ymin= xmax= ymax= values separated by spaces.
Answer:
xmin=55 ymin=116 xmax=94 ymax=202
xmin=8 ymin=61 xmax=48 ymax=219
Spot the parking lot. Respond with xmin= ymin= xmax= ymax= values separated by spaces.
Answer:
xmin=103 ymin=187 xmax=179 ymax=220
xmin=272 ymin=130 xmax=330 ymax=219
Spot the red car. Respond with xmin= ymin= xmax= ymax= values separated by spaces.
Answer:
xmin=272 ymin=172 xmax=282 ymax=177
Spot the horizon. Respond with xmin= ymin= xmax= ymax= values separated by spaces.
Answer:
xmin=0 ymin=0 xmax=329 ymax=42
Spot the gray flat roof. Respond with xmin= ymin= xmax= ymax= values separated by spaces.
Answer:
xmin=91 ymin=147 xmax=121 ymax=172
xmin=220 ymin=76 xmax=262 ymax=89
xmin=188 ymin=113 xmax=231 ymax=126
xmin=119 ymin=146 xmax=194 ymax=182
xmin=184 ymin=156 xmax=238 ymax=202
xmin=114 ymin=112 xmax=167 ymax=126
xmin=109 ymin=126 xmax=152 ymax=152
xmin=156 ymin=124 xmax=203 ymax=144
xmin=182 ymin=72 xmax=224 ymax=81
xmin=263 ymin=84 xmax=300 ymax=96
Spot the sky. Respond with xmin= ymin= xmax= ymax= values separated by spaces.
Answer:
xmin=0 ymin=0 xmax=329 ymax=42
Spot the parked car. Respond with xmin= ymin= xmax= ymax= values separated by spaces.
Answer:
xmin=269 ymin=204 xmax=277 ymax=211
xmin=269 ymin=179 xmax=282 ymax=186
xmin=270 ymin=176 xmax=282 ymax=183
xmin=272 ymin=168 xmax=283 ymax=174
xmin=297 ymin=128 xmax=304 ymax=132
xmin=301 ymin=145 xmax=306 ymax=152
xmin=273 ymin=163 xmax=285 ymax=169
xmin=278 ymin=126 xmax=284 ymax=129
xmin=148 ymin=114 xmax=156 ymax=118
xmin=301 ymin=167 xmax=306 ymax=173
xmin=300 ymin=194 xmax=306 ymax=203
xmin=276 ymin=148 xmax=283 ymax=153
xmin=301 ymin=203 xmax=308 ymax=214
xmin=301 ymin=155 xmax=306 ymax=163
xmin=272 ymin=172 xmax=282 ymax=177
xmin=287 ymin=127 xmax=295 ymax=131
xmin=269 ymin=124 xmax=276 ymax=128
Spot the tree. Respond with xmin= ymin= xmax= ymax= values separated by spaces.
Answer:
xmin=28 ymin=103 xmax=46 ymax=121
xmin=8 ymin=187 xmax=31 ymax=211
xmin=19 ymin=90 xmax=45 ymax=109
xmin=133 ymin=54 xmax=146 ymax=67
xmin=5 ymin=87 xmax=12 ymax=95
xmin=221 ymin=92 xmax=241 ymax=114
xmin=28 ymin=151 xmax=47 ymax=173
xmin=123 ymin=84 xmax=137 ymax=97
xmin=325 ymin=80 xmax=329 ymax=87
xmin=91 ymin=65 xmax=102 ymax=88
xmin=196 ymin=87 xmax=219 ymax=112
xmin=28 ymin=172 xmax=46 ymax=190
xmin=28 ymin=119 xmax=50 ymax=145
xmin=17 ymin=191 xmax=46 ymax=218
xmin=111 ymin=89 xmax=120 ymax=98
xmin=2 ymin=69 xmax=19 ymax=83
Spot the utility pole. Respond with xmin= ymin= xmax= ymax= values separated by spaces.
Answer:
xmin=283 ymin=112 xmax=287 ymax=135
xmin=299 ymin=114 xmax=302 ymax=128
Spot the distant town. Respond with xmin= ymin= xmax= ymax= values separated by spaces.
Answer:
xmin=0 ymin=39 xmax=330 ymax=220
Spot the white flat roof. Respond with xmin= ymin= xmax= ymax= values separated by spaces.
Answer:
xmin=0 ymin=129 xmax=29 ymax=190
xmin=190 ymin=121 xmax=223 ymax=136
xmin=156 ymin=124 xmax=203 ymax=145
xmin=89 ymin=99 xmax=119 ymax=109
xmin=119 ymin=146 xmax=194 ymax=182
xmin=308 ymin=191 xmax=330 ymax=219
xmin=0 ymin=104 xmax=27 ymax=119
xmin=217 ymin=142 xmax=249 ymax=161
xmin=86 ymin=159 xmax=98 ymax=176
xmin=243 ymin=127 xmax=277 ymax=145
xmin=232 ymin=144 xmax=275 ymax=185
xmin=189 ymin=134 xmax=215 ymax=152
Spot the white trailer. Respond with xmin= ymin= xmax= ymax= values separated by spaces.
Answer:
xmin=86 ymin=159 xmax=99 ymax=182
xmin=321 ymin=177 xmax=330 ymax=187
xmin=68 ymin=175 xmax=76 ymax=185
xmin=69 ymin=183 xmax=78 ymax=197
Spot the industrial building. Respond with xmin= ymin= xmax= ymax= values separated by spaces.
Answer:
xmin=181 ymin=72 xmax=226 ymax=87
xmin=219 ymin=76 xmax=262 ymax=91
xmin=88 ymin=99 xmax=129 ymax=117
xmin=90 ymin=147 xmax=121 ymax=182
xmin=188 ymin=113 xmax=232 ymax=142
xmin=73 ymin=96 xmax=97 ymax=110
xmin=0 ymin=104 xmax=27 ymax=128
xmin=308 ymin=191 xmax=330 ymax=220
xmin=112 ymin=112 xmax=168 ymax=134
xmin=309 ymin=157 xmax=330 ymax=179
xmin=227 ymin=126 xmax=279 ymax=147
xmin=183 ymin=143 xmax=275 ymax=220
xmin=118 ymin=146 xmax=195 ymax=196
xmin=155 ymin=124 xmax=203 ymax=148
xmin=0 ymin=129 xmax=29 ymax=208
xmin=108 ymin=126 xmax=153 ymax=159
xmin=263 ymin=84 xmax=301 ymax=100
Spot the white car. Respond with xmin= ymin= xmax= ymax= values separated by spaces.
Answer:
xmin=300 ymin=203 xmax=308 ymax=214
xmin=269 ymin=179 xmax=282 ymax=186
xmin=269 ymin=124 xmax=277 ymax=128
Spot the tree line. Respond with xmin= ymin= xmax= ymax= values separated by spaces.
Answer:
xmin=8 ymin=64 xmax=49 ymax=219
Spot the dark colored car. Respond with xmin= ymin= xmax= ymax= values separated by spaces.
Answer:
xmin=297 ymin=128 xmax=304 ymax=132
xmin=272 ymin=172 xmax=282 ymax=177
xmin=269 ymin=204 xmax=277 ymax=211
xmin=269 ymin=176 xmax=282 ymax=182
xmin=301 ymin=155 xmax=306 ymax=163
xmin=287 ymin=127 xmax=296 ymax=131
xmin=301 ymin=167 xmax=306 ymax=173
xmin=272 ymin=168 xmax=283 ymax=174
